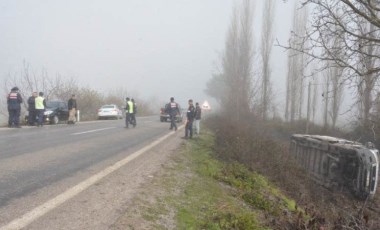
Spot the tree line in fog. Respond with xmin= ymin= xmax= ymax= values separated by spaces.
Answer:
xmin=1 ymin=61 xmax=156 ymax=122
xmin=206 ymin=0 xmax=380 ymax=141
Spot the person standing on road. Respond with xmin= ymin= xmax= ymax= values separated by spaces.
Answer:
xmin=35 ymin=92 xmax=46 ymax=127
xmin=125 ymin=97 xmax=135 ymax=128
xmin=166 ymin=97 xmax=180 ymax=131
xmin=130 ymin=98 xmax=137 ymax=127
xmin=184 ymin=99 xmax=195 ymax=139
xmin=27 ymin=92 xmax=37 ymax=126
xmin=68 ymin=94 xmax=77 ymax=124
xmin=7 ymin=87 xmax=23 ymax=128
xmin=194 ymin=102 xmax=202 ymax=136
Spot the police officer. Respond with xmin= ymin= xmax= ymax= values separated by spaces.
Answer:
xmin=166 ymin=97 xmax=180 ymax=131
xmin=35 ymin=92 xmax=46 ymax=127
xmin=7 ymin=87 xmax=23 ymax=128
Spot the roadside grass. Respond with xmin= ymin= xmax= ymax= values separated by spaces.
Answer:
xmin=132 ymin=129 xmax=301 ymax=229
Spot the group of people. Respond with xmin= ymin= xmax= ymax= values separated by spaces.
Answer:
xmin=27 ymin=92 xmax=77 ymax=126
xmin=27 ymin=91 xmax=47 ymax=127
xmin=6 ymin=86 xmax=77 ymax=128
xmin=7 ymin=86 xmax=201 ymax=137
xmin=165 ymin=97 xmax=201 ymax=139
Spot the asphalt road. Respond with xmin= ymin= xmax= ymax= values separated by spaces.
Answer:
xmin=0 ymin=116 xmax=178 ymax=229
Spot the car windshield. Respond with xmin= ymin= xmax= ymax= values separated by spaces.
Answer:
xmin=102 ymin=105 xmax=116 ymax=109
xmin=46 ymin=101 xmax=61 ymax=109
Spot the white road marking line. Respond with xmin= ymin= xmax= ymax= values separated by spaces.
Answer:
xmin=0 ymin=125 xmax=184 ymax=230
xmin=71 ymin=127 xmax=116 ymax=135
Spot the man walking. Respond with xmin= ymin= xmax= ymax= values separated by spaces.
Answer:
xmin=184 ymin=99 xmax=195 ymax=139
xmin=194 ymin=102 xmax=202 ymax=136
xmin=7 ymin=87 xmax=23 ymax=128
xmin=27 ymin=92 xmax=37 ymax=126
xmin=166 ymin=97 xmax=180 ymax=131
xmin=68 ymin=94 xmax=77 ymax=124
xmin=35 ymin=92 xmax=46 ymax=127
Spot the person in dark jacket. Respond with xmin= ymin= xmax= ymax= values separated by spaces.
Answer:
xmin=68 ymin=94 xmax=77 ymax=124
xmin=184 ymin=99 xmax=195 ymax=139
xmin=27 ymin=92 xmax=37 ymax=126
xmin=7 ymin=87 xmax=23 ymax=128
xmin=194 ymin=102 xmax=202 ymax=135
xmin=166 ymin=97 xmax=180 ymax=131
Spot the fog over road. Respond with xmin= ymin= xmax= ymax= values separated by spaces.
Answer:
xmin=0 ymin=116 xmax=182 ymax=229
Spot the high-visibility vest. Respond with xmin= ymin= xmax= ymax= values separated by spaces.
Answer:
xmin=35 ymin=96 xmax=45 ymax=109
xmin=127 ymin=101 xmax=134 ymax=113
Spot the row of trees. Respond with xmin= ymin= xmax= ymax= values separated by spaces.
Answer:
xmin=205 ymin=0 xmax=273 ymax=121
xmin=284 ymin=0 xmax=380 ymax=140
xmin=1 ymin=61 xmax=156 ymax=123
xmin=206 ymin=0 xmax=380 ymax=142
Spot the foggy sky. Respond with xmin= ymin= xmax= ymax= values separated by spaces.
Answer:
xmin=0 ymin=0 xmax=295 ymax=108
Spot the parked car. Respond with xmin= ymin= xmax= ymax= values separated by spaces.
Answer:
xmin=97 ymin=104 xmax=123 ymax=120
xmin=44 ymin=100 xmax=70 ymax=124
xmin=160 ymin=104 xmax=183 ymax=123
xmin=25 ymin=100 xmax=70 ymax=125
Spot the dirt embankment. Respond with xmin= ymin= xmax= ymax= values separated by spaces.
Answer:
xmin=111 ymin=118 xmax=380 ymax=229
xmin=207 ymin=117 xmax=380 ymax=229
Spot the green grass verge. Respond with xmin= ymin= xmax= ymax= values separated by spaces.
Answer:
xmin=142 ymin=130 xmax=299 ymax=229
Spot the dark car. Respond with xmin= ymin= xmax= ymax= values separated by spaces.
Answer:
xmin=44 ymin=100 xmax=70 ymax=124
xmin=25 ymin=100 xmax=70 ymax=125
xmin=160 ymin=104 xmax=183 ymax=123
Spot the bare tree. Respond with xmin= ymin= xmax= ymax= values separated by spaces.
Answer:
xmin=329 ymin=65 xmax=345 ymax=130
xmin=328 ymin=26 xmax=345 ymax=130
xmin=355 ymin=20 xmax=380 ymax=129
xmin=311 ymin=76 xmax=319 ymax=124
xmin=285 ymin=3 xmax=308 ymax=124
xmin=260 ymin=0 xmax=276 ymax=120
xmin=206 ymin=0 xmax=255 ymax=121
xmin=284 ymin=1 xmax=380 ymax=77
xmin=237 ymin=0 xmax=255 ymax=119
xmin=323 ymin=72 xmax=330 ymax=130
xmin=281 ymin=1 xmax=380 ymax=122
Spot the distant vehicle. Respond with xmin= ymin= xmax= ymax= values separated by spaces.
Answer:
xmin=160 ymin=104 xmax=183 ymax=123
xmin=97 ymin=104 xmax=123 ymax=120
xmin=26 ymin=100 xmax=70 ymax=125
xmin=290 ymin=134 xmax=379 ymax=200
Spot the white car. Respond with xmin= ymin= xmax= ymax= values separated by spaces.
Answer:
xmin=97 ymin=104 xmax=123 ymax=120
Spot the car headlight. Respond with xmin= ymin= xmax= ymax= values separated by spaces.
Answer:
xmin=44 ymin=111 xmax=53 ymax=115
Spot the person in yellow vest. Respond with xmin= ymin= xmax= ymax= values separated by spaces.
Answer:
xmin=35 ymin=92 xmax=46 ymax=127
xmin=125 ymin=97 xmax=135 ymax=128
